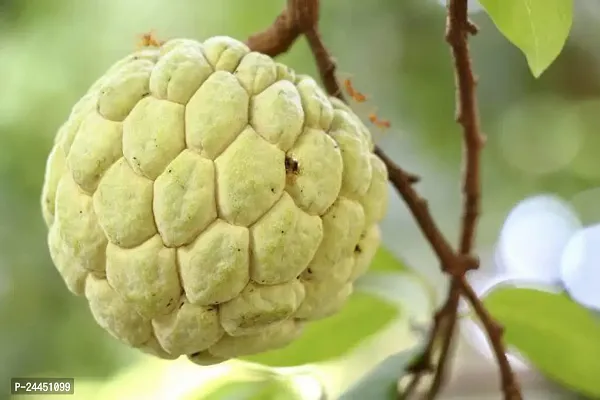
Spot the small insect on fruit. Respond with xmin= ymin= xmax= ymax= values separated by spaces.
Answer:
xmin=137 ymin=30 xmax=165 ymax=49
xmin=343 ymin=78 xmax=368 ymax=103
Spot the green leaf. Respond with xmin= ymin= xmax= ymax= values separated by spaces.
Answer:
xmin=199 ymin=380 xmax=262 ymax=400
xmin=243 ymin=291 xmax=399 ymax=367
xmin=198 ymin=377 xmax=303 ymax=400
xmin=360 ymin=247 xmax=435 ymax=307
xmin=370 ymin=247 xmax=408 ymax=272
xmin=354 ymin=271 xmax=433 ymax=322
xmin=338 ymin=344 xmax=424 ymax=400
xmin=483 ymin=286 xmax=600 ymax=398
xmin=478 ymin=0 xmax=573 ymax=77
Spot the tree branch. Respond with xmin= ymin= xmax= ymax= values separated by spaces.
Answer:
xmin=245 ymin=7 xmax=300 ymax=56
xmin=402 ymin=0 xmax=521 ymax=397
xmin=243 ymin=0 xmax=522 ymax=398
xmin=439 ymin=1 xmax=519 ymax=398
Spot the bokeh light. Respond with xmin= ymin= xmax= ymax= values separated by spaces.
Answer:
xmin=560 ymin=224 xmax=600 ymax=311
xmin=496 ymin=194 xmax=581 ymax=284
xmin=497 ymin=96 xmax=584 ymax=177
xmin=463 ymin=192 xmax=599 ymax=370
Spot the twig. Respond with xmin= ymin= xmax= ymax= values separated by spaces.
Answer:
xmin=401 ymin=0 xmax=521 ymax=397
xmin=300 ymin=19 xmax=476 ymax=280
xmin=433 ymin=1 xmax=520 ymax=398
xmin=424 ymin=282 xmax=461 ymax=398
xmin=447 ymin=5 xmax=483 ymax=258
xmin=245 ymin=7 xmax=300 ymax=56
xmin=304 ymin=27 xmax=343 ymax=100
xmin=243 ymin=0 xmax=522 ymax=399
xmin=419 ymin=0 xmax=486 ymax=396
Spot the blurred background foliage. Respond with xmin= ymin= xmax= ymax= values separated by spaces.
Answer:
xmin=2 ymin=0 xmax=600 ymax=398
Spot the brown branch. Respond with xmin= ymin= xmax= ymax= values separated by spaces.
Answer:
xmin=304 ymin=27 xmax=343 ymax=100
xmin=423 ymin=282 xmax=461 ymax=398
xmin=374 ymin=148 xmax=470 ymax=276
xmin=243 ymin=0 xmax=522 ymax=399
xmin=460 ymin=276 xmax=521 ymax=397
xmin=444 ymin=0 xmax=519 ymax=398
xmin=402 ymin=0 xmax=520 ymax=397
xmin=448 ymin=8 xmax=483 ymax=257
xmin=403 ymin=1 xmax=521 ymax=398
xmin=412 ymin=0 xmax=485 ymax=394
xmin=245 ymin=7 xmax=300 ymax=56
xmin=421 ymin=0 xmax=485 ymax=396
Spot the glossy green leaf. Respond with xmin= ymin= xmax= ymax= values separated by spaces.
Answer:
xmin=478 ymin=0 xmax=573 ymax=77
xmin=483 ymin=286 xmax=600 ymax=398
xmin=370 ymin=247 xmax=408 ymax=272
xmin=338 ymin=344 xmax=424 ymax=400
xmin=243 ymin=291 xmax=399 ymax=367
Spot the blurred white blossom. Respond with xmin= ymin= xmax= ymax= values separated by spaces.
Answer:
xmin=496 ymin=195 xmax=581 ymax=284
xmin=461 ymin=193 xmax=600 ymax=367
xmin=560 ymin=224 xmax=600 ymax=311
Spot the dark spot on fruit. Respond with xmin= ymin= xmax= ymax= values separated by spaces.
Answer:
xmin=284 ymin=156 xmax=300 ymax=175
xmin=307 ymin=268 xmax=312 ymax=274
xmin=354 ymin=244 xmax=362 ymax=254
xmin=270 ymin=187 xmax=275 ymax=193
xmin=190 ymin=351 xmax=201 ymax=357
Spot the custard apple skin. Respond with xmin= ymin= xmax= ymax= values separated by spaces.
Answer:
xmin=41 ymin=36 xmax=389 ymax=364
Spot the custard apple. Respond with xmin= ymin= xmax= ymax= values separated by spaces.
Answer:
xmin=41 ymin=36 xmax=389 ymax=364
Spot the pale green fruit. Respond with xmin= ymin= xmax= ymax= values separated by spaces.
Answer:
xmin=40 ymin=35 xmax=389 ymax=364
